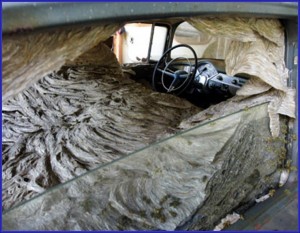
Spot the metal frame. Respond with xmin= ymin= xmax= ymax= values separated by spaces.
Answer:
xmin=2 ymin=2 xmax=298 ymax=33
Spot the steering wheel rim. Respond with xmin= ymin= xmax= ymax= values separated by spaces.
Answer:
xmin=152 ymin=44 xmax=198 ymax=96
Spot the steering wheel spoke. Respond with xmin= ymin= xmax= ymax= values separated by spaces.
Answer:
xmin=157 ymin=68 xmax=175 ymax=78
xmin=167 ymin=77 xmax=181 ymax=92
xmin=165 ymin=67 xmax=175 ymax=74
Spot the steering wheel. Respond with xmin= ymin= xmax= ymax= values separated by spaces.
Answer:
xmin=152 ymin=44 xmax=198 ymax=96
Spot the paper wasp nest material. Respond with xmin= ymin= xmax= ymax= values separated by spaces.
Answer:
xmin=2 ymin=103 xmax=287 ymax=230
xmin=187 ymin=17 xmax=295 ymax=136
xmin=2 ymin=24 xmax=121 ymax=102
xmin=2 ymin=43 xmax=200 ymax=211
xmin=2 ymin=17 xmax=294 ymax=230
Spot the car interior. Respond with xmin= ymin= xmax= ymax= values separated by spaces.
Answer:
xmin=2 ymin=2 xmax=298 ymax=231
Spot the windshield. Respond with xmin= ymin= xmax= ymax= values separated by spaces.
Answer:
xmin=171 ymin=21 xmax=231 ymax=60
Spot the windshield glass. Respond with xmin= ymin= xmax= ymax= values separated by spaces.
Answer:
xmin=171 ymin=21 xmax=231 ymax=60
